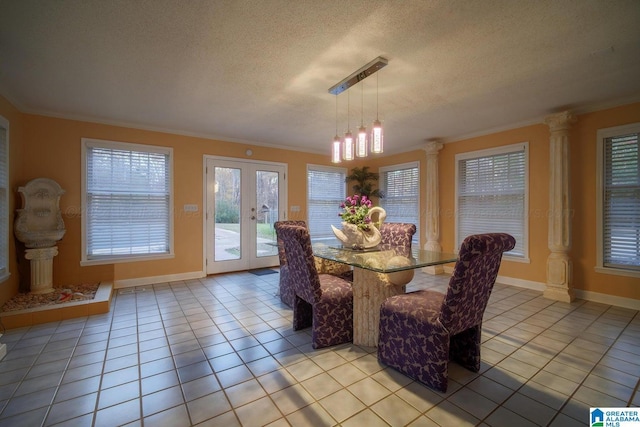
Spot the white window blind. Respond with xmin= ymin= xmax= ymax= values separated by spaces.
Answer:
xmin=307 ymin=165 xmax=345 ymax=239
xmin=380 ymin=162 xmax=420 ymax=243
xmin=0 ymin=118 xmax=8 ymax=278
xmin=603 ymin=131 xmax=640 ymax=271
xmin=456 ymin=144 xmax=527 ymax=257
xmin=85 ymin=140 xmax=172 ymax=260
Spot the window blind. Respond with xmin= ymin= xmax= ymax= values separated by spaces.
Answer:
xmin=307 ymin=166 xmax=345 ymax=239
xmin=86 ymin=144 xmax=171 ymax=258
xmin=457 ymin=147 xmax=525 ymax=256
xmin=603 ymin=132 xmax=640 ymax=270
xmin=380 ymin=164 xmax=419 ymax=243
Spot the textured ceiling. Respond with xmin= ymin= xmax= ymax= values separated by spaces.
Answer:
xmin=1 ymin=0 xmax=640 ymax=156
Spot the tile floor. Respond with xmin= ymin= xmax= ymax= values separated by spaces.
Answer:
xmin=0 ymin=270 xmax=637 ymax=427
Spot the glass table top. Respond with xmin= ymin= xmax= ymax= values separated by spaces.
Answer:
xmin=311 ymin=240 xmax=458 ymax=273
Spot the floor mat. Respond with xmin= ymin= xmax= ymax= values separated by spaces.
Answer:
xmin=248 ymin=268 xmax=278 ymax=276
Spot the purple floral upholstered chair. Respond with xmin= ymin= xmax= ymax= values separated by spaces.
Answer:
xmin=274 ymin=220 xmax=307 ymax=307
xmin=277 ymin=224 xmax=353 ymax=349
xmin=377 ymin=233 xmax=515 ymax=392
xmin=379 ymin=223 xmax=417 ymax=256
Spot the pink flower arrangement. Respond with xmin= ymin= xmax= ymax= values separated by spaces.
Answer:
xmin=339 ymin=194 xmax=373 ymax=230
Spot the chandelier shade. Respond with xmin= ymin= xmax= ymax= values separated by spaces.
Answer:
xmin=343 ymin=131 xmax=355 ymax=161
xmin=356 ymin=126 xmax=368 ymax=157
xmin=371 ymin=119 xmax=383 ymax=154
xmin=331 ymin=135 xmax=341 ymax=163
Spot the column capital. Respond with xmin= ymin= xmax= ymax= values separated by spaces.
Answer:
xmin=544 ymin=111 xmax=576 ymax=132
xmin=423 ymin=139 xmax=443 ymax=155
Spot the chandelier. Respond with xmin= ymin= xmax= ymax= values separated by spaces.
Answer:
xmin=329 ymin=57 xmax=387 ymax=163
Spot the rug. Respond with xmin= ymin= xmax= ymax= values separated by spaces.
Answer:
xmin=248 ymin=268 xmax=278 ymax=276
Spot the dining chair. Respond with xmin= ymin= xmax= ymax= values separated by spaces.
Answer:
xmin=274 ymin=220 xmax=307 ymax=306
xmin=379 ymin=222 xmax=417 ymax=256
xmin=275 ymin=221 xmax=352 ymax=307
xmin=377 ymin=233 xmax=516 ymax=392
xmin=276 ymin=224 xmax=354 ymax=349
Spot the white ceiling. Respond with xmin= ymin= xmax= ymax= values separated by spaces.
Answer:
xmin=1 ymin=0 xmax=640 ymax=156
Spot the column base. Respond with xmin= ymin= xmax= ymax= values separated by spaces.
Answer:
xmin=543 ymin=285 xmax=575 ymax=303
xmin=423 ymin=242 xmax=445 ymax=275
xmin=422 ymin=265 xmax=444 ymax=275
xmin=545 ymin=252 xmax=574 ymax=302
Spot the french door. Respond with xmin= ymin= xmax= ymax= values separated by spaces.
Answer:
xmin=205 ymin=157 xmax=287 ymax=274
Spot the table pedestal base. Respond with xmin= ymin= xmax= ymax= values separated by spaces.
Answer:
xmin=352 ymin=268 xmax=411 ymax=347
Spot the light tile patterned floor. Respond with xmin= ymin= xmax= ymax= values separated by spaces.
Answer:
xmin=0 ymin=270 xmax=637 ymax=426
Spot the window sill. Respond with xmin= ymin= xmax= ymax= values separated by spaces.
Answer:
xmin=594 ymin=266 xmax=640 ymax=279
xmin=504 ymin=255 xmax=530 ymax=264
xmin=81 ymin=253 xmax=174 ymax=266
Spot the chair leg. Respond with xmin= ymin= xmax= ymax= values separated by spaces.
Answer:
xmin=292 ymin=295 xmax=312 ymax=331
xmin=450 ymin=324 xmax=482 ymax=372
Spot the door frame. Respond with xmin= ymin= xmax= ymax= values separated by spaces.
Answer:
xmin=203 ymin=155 xmax=288 ymax=274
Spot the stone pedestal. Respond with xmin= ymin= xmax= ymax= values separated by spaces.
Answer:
xmin=25 ymin=246 xmax=59 ymax=294
xmin=352 ymin=268 xmax=407 ymax=347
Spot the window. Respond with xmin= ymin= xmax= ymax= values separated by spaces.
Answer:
xmin=82 ymin=139 xmax=173 ymax=264
xmin=0 ymin=116 xmax=9 ymax=281
xmin=379 ymin=162 xmax=420 ymax=244
xmin=307 ymin=164 xmax=346 ymax=239
xmin=597 ymin=123 xmax=640 ymax=275
xmin=456 ymin=142 xmax=528 ymax=259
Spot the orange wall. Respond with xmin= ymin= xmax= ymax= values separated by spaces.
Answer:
xmin=439 ymin=103 xmax=640 ymax=300
xmin=570 ymin=103 xmax=640 ymax=299
xmin=440 ymin=124 xmax=550 ymax=283
xmin=0 ymin=94 xmax=638 ymax=306
xmin=18 ymin=114 xmax=332 ymax=291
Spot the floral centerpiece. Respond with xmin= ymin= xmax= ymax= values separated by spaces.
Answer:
xmin=332 ymin=194 xmax=386 ymax=249
xmin=339 ymin=194 xmax=374 ymax=230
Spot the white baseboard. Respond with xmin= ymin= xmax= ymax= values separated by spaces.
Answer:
xmin=114 ymin=271 xmax=205 ymax=289
xmin=495 ymin=275 xmax=546 ymax=292
xmin=441 ymin=266 xmax=639 ymax=310
xmin=573 ymin=289 xmax=640 ymax=311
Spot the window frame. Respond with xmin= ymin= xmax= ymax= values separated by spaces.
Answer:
xmin=595 ymin=122 xmax=640 ymax=278
xmin=379 ymin=161 xmax=420 ymax=245
xmin=0 ymin=115 xmax=9 ymax=282
xmin=306 ymin=164 xmax=346 ymax=240
xmin=455 ymin=142 xmax=529 ymax=262
xmin=81 ymin=138 xmax=174 ymax=266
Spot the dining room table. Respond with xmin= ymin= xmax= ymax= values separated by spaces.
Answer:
xmin=311 ymin=241 xmax=458 ymax=347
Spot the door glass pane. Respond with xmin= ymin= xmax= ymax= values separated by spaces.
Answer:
xmin=256 ymin=170 xmax=279 ymax=258
xmin=214 ymin=167 xmax=241 ymax=261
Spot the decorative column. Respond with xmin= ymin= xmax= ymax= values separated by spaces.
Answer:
xmin=544 ymin=111 xmax=576 ymax=302
xmin=25 ymin=247 xmax=59 ymax=294
xmin=422 ymin=139 xmax=444 ymax=274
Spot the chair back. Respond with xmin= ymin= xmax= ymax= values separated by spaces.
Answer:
xmin=379 ymin=223 xmax=417 ymax=256
xmin=439 ymin=233 xmax=515 ymax=334
xmin=276 ymin=224 xmax=322 ymax=303
xmin=274 ymin=220 xmax=307 ymax=267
